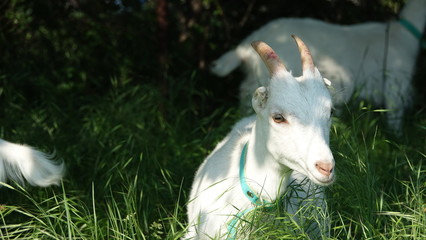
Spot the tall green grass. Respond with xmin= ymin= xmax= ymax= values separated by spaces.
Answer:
xmin=0 ymin=0 xmax=424 ymax=239
xmin=0 ymin=76 xmax=425 ymax=239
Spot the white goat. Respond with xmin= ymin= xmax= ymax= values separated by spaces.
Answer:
xmin=185 ymin=36 xmax=334 ymax=239
xmin=0 ymin=138 xmax=65 ymax=187
xmin=211 ymin=0 xmax=426 ymax=131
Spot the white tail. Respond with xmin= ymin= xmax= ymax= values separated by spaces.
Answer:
xmin=0 ymin=138 xmax=65 ymax=187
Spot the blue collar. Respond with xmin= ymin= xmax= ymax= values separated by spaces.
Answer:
xmin=227 ymin=142 xmax=273 ymax=239
xmin=239 ymin=142 xmax=270 ymax=206
xmin=399 ymin=18 xmax=426 ymax=49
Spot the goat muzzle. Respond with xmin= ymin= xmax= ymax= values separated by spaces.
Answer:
xmin=315 ymin=161 xmax=334 ymax=177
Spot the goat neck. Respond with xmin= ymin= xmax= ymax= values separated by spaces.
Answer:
xmin=400 ymin=0 xmax=426 ymax=32
xmin=243 ymin=118 xmax=293 ymax=202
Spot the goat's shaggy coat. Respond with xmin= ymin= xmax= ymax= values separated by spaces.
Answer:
xmin=211 ymin=0 xmax=426 ymax=131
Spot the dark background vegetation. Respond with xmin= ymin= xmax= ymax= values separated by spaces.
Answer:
xmin=0 ymin=0 xmax=425 ymax=238
xmin=1 ymin=0 xmax=424 ymax=108
xmin=1 ymin=0 xmax=424 ymax=110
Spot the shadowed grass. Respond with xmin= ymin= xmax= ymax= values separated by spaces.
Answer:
xmin=0 ymin=0 xmax=425 ymax=238
xmin=0 ymin=72 xmax=240 ymax=239
xmin=1 ymin=73 xmax=425 ymax=239
xmin=1 ymin=27 xmax=426 ymax=239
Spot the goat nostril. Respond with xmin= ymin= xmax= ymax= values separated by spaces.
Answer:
xmin=315 ymin=162 xmax=333 ymax=177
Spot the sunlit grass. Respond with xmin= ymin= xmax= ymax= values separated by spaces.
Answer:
xmin=0 ymin=76 xmax=425 ymax=239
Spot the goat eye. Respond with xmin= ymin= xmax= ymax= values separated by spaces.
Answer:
xmin=272 ymin=114 xmax=287 ymax=123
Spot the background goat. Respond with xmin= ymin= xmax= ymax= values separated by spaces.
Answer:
xmin=211 ymin=0 xmax=426 ymax=132
xmin=0 ymin=138 xmax=65 ymax=187
xmin=185 ymin=36 xmax=334 ymax=239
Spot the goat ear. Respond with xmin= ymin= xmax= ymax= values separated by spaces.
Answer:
xmin=252 ymin=86 xmax=268 ymax=111
xmin=323 ymin=77 xmax=335 ymax=93
xmin=323 ymin=77 xmax=332 ymax=86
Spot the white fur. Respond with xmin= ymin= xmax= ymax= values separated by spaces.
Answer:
xmin=211 ymin=0 xmax=426 ymax=131
xmin=185 ymin=41 xmax=334 ymax=239
xmin=0 ymin=138 xmax=65 ymax=187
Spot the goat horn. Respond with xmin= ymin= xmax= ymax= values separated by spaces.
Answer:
xmin=251 ymin=41 xmax=287 ymax=75
xmin=292 ymin=35 xmax=315 ymax=73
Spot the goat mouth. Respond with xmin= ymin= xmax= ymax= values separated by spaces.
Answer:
xmin=313 ymin=175 xmax=335 ymax=186
xmin=291 ymin=172 xmax=333 ymax=186
xmin=303 ymin=169 xmax=335 ymax=185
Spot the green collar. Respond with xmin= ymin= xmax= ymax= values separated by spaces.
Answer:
xmin=239 ymin=142 xmax=270 ymax=206
xmin=399 ymin=18 xmax=426 ymax=49
xmin=227 ymin=142 xmax=274 ymax=239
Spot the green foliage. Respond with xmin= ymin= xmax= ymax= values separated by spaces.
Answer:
xmin=0 ymin=0 xmax=425 ymax=239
